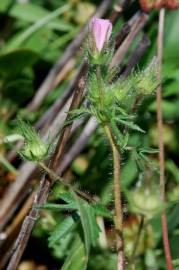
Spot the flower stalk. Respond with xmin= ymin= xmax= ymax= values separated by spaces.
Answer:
xmin=104 ymin=125 xmax=125 ymax=270
xmin=96 ymin=66 xmax=125 ymax=270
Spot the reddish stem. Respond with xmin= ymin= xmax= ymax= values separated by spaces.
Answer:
xmin=157 ymin=8 xmax=173 ymax=270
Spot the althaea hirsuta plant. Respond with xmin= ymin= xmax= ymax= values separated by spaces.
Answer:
xmin=14 ymin=17 xmax=160 ymax=270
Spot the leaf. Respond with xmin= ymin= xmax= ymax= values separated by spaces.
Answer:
xmin=121 ymin=156 xmax=138 ymax=188
xmin=14 ymin=28 xmax=54 ymax=55
xmin=168 ymin=205 xmax=179 ymax=234
xmin=57 ymin=192 xmax=77 ymax=205
xmin=110 ymin=118 xmax=124 ymax=148
xmin=73 ymin=195 xmax=91 ymax=256
xmin=92 ymin=203 xmax=112 ymax=218
xmin=116 ymin=118 xmax=145 ymax=133
xmin=173 ymin=259 xmax=179 ymax=267
xmin=166 ymin=160 xmax=179 ymax=183
xmin=48 ymin=216 xmax=75 ymax=248
xmin=3 ymin=78 xmax=34 ymax=104
xmin=35 ymin=203 xmax=77 ymax=211
xmin=110 ymin=117 xmax=129 ymax=150
xmin=0 ymin=0 xmax=11 ymax=12
xmin=164 ymin=11 xmax=179 ymax=63
xmin=115 ymin=107 xmax=128 ymax=116
xmin=139 ymin=153 xmax=158 ymax=171
xmin=0 ymin=154 xmax=19 ymax=175
xmin=61 ymin=235 xmax=87 ymax=270
xmin=5 ymin=4 xmax=70 ymax=50
xmin=84 ymin=204 xmax=101 ymax=246
xmin=72 ymin=191 xmax=100 ymax=255
xmin=139 ymin=147 xmax=159 ymax=154
xmin=9 ymin=3 xmax=73 ymax=31
xmin=0 ymin=49 xmax=38 ymax=75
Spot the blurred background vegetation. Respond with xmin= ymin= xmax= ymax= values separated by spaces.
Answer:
xmin=0 ymin=0 xmax=179 ymax=269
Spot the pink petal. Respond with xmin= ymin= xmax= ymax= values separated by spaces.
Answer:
xmin=90 ymin=17 xmax=112 ymax=52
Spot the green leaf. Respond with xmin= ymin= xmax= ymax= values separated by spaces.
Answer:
xmin=92 ymin=203 xmax=112 ymax=218
xmin=48 ymin=216 xmax=75 ymax=248
xmin=57 ymin=192 xmax=77 ymax=205
xmin=3 ymin=78 xmax=34 ymax=104
xmin=116 ymin=118 xmax=145 ymax=133
xmin=168 ymin=205 xmax=179 ymax=234
xmin=83 ymin=203 xmax=101 ymax=247
xmin=0 ymin=154 xmax=18 ymax=175
xmin=166 ymin=160 xmax=179 ymax=184
xmin=173 ymin=259 xmax=179 ymax=267
xmin=0 ymin=49 xmax=38 ymax=75
xmin=5 ymin=4 xmax=70 ymax=50
xmin=61 ymin=235 xmax=87 ymax=270
xmin=164 ymin=11 xmax=179 ymax=64
xmin=73 ymin=195 xmax=91 ymax=255
xmin=9 ymin=3 xmax=73 ymax=31
xmin=72 ymin=191 xmax=100 ymax=255
xmin=110 ymin=117 xmax=129 ymax=150
xmin=139 ymin=148 xmax=159 ymax=154
xmin=36 ymin=203 xmax=77 ymax=211
xmin=0 ymin=0 xmax=11 ymax=12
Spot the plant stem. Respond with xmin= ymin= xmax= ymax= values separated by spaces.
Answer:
xmin=104 ymin=125 xmax=125 ymax=270
xmin=38 ymin=162 xmax=94 ymax=202
xmin=96 ymin=66 xmax=124 ymax=269
xmin=157 ymin=8 xmax=173 ymax=270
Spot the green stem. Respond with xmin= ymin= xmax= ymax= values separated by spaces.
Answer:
xmin=95 ymin=66 xmax=125 ymax=269
xmin=38 ymin=162 xmax=94 ymax=202
xmin=104 ymin=125 xmax=125 ymax=270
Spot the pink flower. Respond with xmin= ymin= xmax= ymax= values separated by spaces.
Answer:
xmin=89 ymin=17 xmax=112 ymax=53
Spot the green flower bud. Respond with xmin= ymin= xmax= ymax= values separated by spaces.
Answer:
xmin=87 ymin=17 xmax=113 ymax=65
xmin=136 ymin=61 xmax=159 ymax=95
xmin=114 ymin=79 xmax=133 ymax=103
xmin=16 ymin=119 xmax=50 ymax=162
xmin=128 ymin=188 xmax=163 ymax=219
xmin=21 ymin=141 xmax=49 ymax=162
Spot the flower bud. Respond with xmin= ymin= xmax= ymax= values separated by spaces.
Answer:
xmin=136 ymin=61 xmax=158 ymax=95
xmin=89 ymin=17 xmax=112 ymax=52
xmin=17 ymin=119 xmax=50 ymax=162
xmin=22 ymin=141 xmax=49 ymax=162
xmin=87 ymin=17 xmax=112 ymax=63
xmin=128 ymin=188 xmax=163 ymax=219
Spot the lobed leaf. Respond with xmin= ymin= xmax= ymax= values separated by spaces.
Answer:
xmin=48 ymin=216 xmax=76 ymax=248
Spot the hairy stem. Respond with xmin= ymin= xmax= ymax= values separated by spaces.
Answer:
xmin=96 ymin=66 xmax=124 ymax=269
xmin=38 ymin=162 xmax=94 ymax=202
xmin=157 ymin=8 xmax=173 ymax=270
xmin=104 ymin=125 xmax=125 ymax=270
